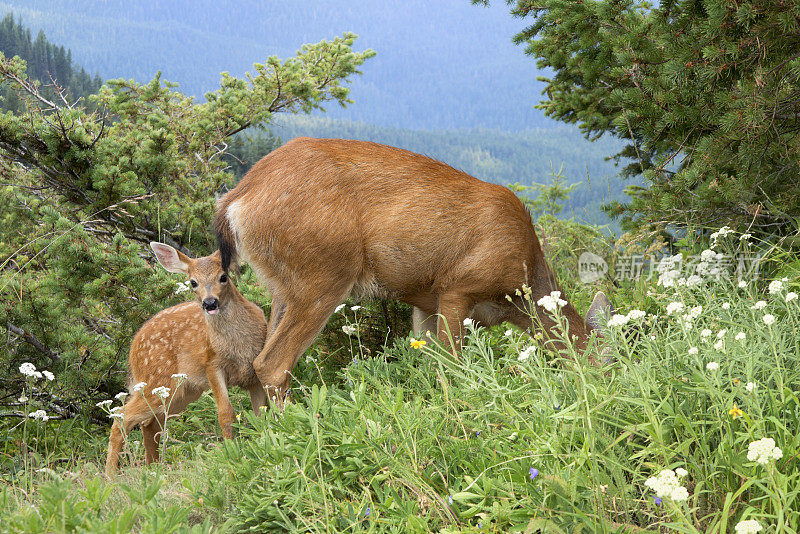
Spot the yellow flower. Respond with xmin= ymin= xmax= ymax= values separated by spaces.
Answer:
xmin=733 ymin=378 xmax=740 ymax=385
xmin=410 ymin=338 xmax=426 ymax=349
xmin=729 ymin=404 xmax=744 ymax=419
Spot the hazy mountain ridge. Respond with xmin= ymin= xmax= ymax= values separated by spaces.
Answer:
xmin=0 ymin=0 xmax=546 ymax=131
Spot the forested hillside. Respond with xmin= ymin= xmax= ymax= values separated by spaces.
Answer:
xmin=0 ymin=0 xmax=543 ymax=131
xmin=0 ymin=14 xmax=101 ymax=112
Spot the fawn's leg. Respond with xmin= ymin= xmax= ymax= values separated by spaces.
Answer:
xmin=206 ymin=367 xmax=235 ymax=439
xmin=141 ymin=412 xmax=166 ymax=464
xmin=105 ymin=395 xmax=157 ymax=477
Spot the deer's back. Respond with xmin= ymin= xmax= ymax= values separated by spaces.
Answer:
xmin=221 ymin=138 xmax=541 ymax=299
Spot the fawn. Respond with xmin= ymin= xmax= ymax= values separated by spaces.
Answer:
xmin=213 ymin=137 xmax=611 ymax=408
xmin=105 ymin=242 xmax=267 ymax=476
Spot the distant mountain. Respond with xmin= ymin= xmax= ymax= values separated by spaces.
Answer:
xmin=0 ymin=0 xmax=547 ymax=131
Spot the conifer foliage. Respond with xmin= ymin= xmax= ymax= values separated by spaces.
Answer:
xmin=0 ymin=30 xmax=374 ymax=415
xmin=480 ymin=0 xmax=800 ymax=232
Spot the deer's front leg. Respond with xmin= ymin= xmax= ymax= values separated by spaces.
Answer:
xmin=206 ymin=367 xmax=235 ymax=439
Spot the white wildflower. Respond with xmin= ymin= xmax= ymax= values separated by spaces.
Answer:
xmin=734 ymin=519 xmax=762 ymax=534
xmin=666 ymin=301 xmax=684 ymax=315
xmin=537 ymin=291 xmax=567 ymax=313
xmin=710 ymin=226 xmax=734 ymax=247
xmin=96 ymin=400 xmax=113 ymax=408
xmin=18 ymin=395 xmax=28 ymax=403
xmin=738 ymin=280 xmax=748 ymax=288
xmin=463 ymin=317 xmax=474 ymax=327
xmin=739 ymin=233 xmax=752 ymax=241
xmin=706 ymin=361 xmax=720 ymax=371
xmin=115 ymin=391 xmax=128 ymax=401
xmin=334 ymin=304 xmax=346 ymax=313
xmin=701 ymin=328 xmax=713 ymax=338
xmin=171 ymin=373 xmax=188 ymax=380
xmin=716 ymin=329 xmax=727 ymax=338
xmin=28 ymin=409 xmax=49 ymax=421
xmin=504 ymin=329 xmax=513 ymax=337
xmin=670 ymin=486 xmax=689 ymax=501
xmin=626 ymin=309 xmax=646 ymax=321
xmin=751 ymin=300 xmax=767 ymax=310
xmin=132 ymin=381 xmax=147 ymax=392
xmin=42 ymin=370 xmax=54 ymax=381
xmin=768 ymin=280 xmax=783 ymax=294
xmin=688 ymin=347 xmax=699 ymax=355
xmin=722 ymin=302 xmax=731 ymax=310
xmin=19 ymin=362 xmax=37 ymax=377
xmin=350 ymin=305 xmax=362 ymax=311
xmin=342 ymin=325 xmax=357 ymax=336
xmin=714 ymin=339 xmax=724 ymax=351
xmin=745 ymin=381 xmax=756 ymax=392
xmin=685 ymin=274 xmax=704 ymax=287
xmin=675 ymin=467 xmax=688 ymax=477
xmin=786 ymin=292 xmax=798 ymax=303
xmin=762 ymin=314 xmax=775 ymax=325
xmin=174 ymin=280 xmax=192 ymax=294
xmin=518 ymin=346 xmax=537 ymax=362
xmin=644 ymin=469 xmax=690 ymax=501
xmin=151 ymin=386 xmax=170 ymax=399
xmin=607 ymin=314 xmax=629 ymax=327
xmin=747 ymin=437 xmax=783 ymax=465
xmin=734 ymin=332 xmax=745 ymax=341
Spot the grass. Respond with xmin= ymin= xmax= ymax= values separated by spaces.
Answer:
xmin=2 ymin=238 xmax=799 ymax=533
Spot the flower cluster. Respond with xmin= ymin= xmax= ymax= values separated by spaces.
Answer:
xmin=19 ymin=362 xmax=52 ymax=380
xmin=734 ymin=520 xmax=763 ymax=534
xmin=536 ymin=291 xmax=567 ymax=313
xmin=28 ymin=409 xmax=50 ymax=421
xmin=747 ymin=437 xmax=782 ymax=465
xmin=607 ymin=308 xmax=647 ymax=328
xmin=656 ymin=254 xmax=683 ymax=287
xmin=518 ymin=345 xmax=536 ymax=362
xmin=644 ymin=469 xmax=690 ymax=501
xmin=710 ymin=225 xmax=734 ymax=247
xmin=174 ymin=280 xmax=193 ymax=294
xmin=151 ymin=386 xmax=171 ymax=399
xmin=342 ymin=325 xmax=357 ymax=336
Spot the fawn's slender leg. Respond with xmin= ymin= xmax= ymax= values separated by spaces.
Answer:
xmin=105 ymin=395 xmax=158 ymax=477
xmin=141 ymin=412 xmax=166 ymax=464
xmin=206 ymin=367 xmax=235 ymax=439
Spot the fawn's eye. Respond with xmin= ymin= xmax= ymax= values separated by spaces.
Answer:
xmin=190 ymin=279 xmax=198 ymax=288
xmin=219 ymin=274 xmax=228 ymax=284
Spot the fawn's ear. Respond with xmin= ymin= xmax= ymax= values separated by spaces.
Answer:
xmin=586 ymin=291 xmax=613 ymax=331
xmin=150 ymin=242 xmax=192 ymax=274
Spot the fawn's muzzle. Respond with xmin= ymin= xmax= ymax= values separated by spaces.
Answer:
xmin=202 ymin=298 xmax=219 ymax=314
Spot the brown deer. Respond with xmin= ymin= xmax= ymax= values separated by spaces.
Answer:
xmin=104 ymin=243 xmax=267 ymax=477
xmin=213 ymin=138 xmax=611 ymax=408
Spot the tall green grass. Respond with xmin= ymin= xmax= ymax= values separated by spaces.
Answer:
xmin=2 ymin=235 xmax=799 ymax=533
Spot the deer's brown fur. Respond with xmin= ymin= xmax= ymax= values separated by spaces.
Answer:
xmin=213 ymin=137 xmax=610 ymax=407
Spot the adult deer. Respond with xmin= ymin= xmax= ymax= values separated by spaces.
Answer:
xmin=105 ymin=243 xmax=267 ymax=476
xmin=213 ymin=138 xmax=610 ymax=407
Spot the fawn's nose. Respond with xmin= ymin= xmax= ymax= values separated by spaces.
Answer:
xmin=202 ymin=297 xmax=219 ymax=314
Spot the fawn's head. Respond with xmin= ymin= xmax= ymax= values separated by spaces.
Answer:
xmin=150 ymin=242 xmax=237 ymax=316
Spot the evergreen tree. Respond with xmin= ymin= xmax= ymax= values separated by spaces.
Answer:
xmin=0 ymin=14 xmax=102 ymax=113
xmin=478 ymin=0 xmax=800 ymax=234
